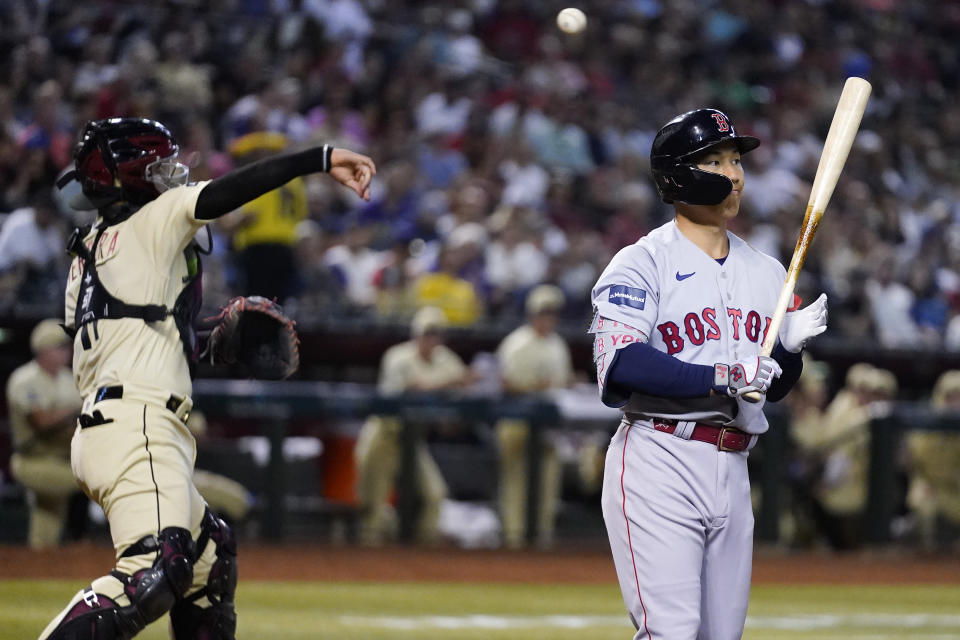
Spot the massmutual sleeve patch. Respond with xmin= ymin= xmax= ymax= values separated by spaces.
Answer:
xmin=608 ymin=285 xmax=646 ymax=309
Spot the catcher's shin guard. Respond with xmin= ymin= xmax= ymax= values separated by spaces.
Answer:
xmin=170 ymin=509 xmax=238 ymax=639
xmin=45 ymin=527 xmax=196 ymax=639
xmin=42 ymin=590 xmax=138 ymax=640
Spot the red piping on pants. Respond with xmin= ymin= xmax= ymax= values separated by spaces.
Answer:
xmin=621 ymin=424 xmax=653 ymax=639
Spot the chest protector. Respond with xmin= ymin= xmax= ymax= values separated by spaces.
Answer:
xmin=67 ymin=224 xmax=206 ymax=369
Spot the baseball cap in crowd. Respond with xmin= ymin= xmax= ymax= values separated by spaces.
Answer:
xmin=932 ymin=370 xmax=960 ymax=407
xmin=867 ymin=368 xmax=898 ymax=396
xmin=411 ymin=306 xmax=448 ymax=338
xmin=525 ymin=284 xmax=565 ymax=316
xmin=30 ymin=318 xmax=69 ymax=355
xmin=844 ymin=362 xmax=875 ymax=391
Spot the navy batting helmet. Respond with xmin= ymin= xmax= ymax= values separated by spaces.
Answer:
xmin=650 ymin=109 xmax=759 ymax=206
xmin=71 ymin=118 xmax=188 ymax=208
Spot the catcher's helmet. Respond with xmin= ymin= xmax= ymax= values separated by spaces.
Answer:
xmin=72 ymin=117 xmax=189 ymax=208
xmin=650 ymin=108 xmax=759 ymax=206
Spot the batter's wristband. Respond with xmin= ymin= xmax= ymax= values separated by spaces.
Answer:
xmin=714 ymin=363 xmax=729 ymax=387
xmin=713 ymin=363 xmax=733 ymax=396
xmin=322 ymin=144 xmax=332 ymax=173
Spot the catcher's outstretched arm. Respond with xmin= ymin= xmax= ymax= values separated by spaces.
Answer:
xmin=195 ymin=144 xmax=375 ymax=220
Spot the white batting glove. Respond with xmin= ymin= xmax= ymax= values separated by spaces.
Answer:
xmin=779 ymin=293 xmax=828 ymax=353
xmin=714 ymin=356 xmax=783 ymax=398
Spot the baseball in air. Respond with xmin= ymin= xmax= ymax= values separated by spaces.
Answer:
xmin=557 ymin=7 xmax=587 ymax=34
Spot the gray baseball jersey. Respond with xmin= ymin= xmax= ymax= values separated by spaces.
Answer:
xmin=591 ymin=218 xmax=787 ymax=639
xmin=591 ymin=219 xmax=786 ymax=433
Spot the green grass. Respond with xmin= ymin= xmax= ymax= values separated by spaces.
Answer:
xmin=3 ymin=581 xmax=959 ymax=639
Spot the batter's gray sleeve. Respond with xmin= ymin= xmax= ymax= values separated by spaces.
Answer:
xmin=590 ymin=242 xmax=660 ymax=337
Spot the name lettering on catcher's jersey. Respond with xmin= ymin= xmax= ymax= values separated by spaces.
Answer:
xmin=69 ymin=228 xmax=120 ymax=282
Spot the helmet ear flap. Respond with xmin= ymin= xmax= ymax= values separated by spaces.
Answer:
xmin=75 ymin=132 xmax=124 ymax=208
xmin=653 ymin=163 xmax=733 ymax=206
xmin=652 ymin=161 xmax=682 ymax=204
xmin=678 ymin=166 xmax=733 ymax=205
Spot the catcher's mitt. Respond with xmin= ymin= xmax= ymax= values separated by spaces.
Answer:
xmin=207 ymin=296 xmax=300 ymax=380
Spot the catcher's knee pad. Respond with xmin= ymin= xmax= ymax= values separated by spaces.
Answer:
xmin=170 ymin=509 xmax=237 ymax=640
xmin=118 ymin=527 xmax=196 ymax=629
xmin=45 ymin=527 xmax=196 ymax=640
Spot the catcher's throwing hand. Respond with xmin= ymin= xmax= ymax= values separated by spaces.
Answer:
xmin=207 ymin=296 xmax=300 ymax=380
xmin=779 ymin=292 xmax=828 ymax=353
xmin=330 ymin=148 xmax=376 ymax=201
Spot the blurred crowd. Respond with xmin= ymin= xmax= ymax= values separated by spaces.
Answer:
xmin=782 ymin=357 xmax=960 ymax=552
xmin=8 ymin=309 xmax=960 ymax=551
xmin=0 ymin=0 xmax=959 ymax=347
xmin=5 ymin=0 xmax=960 ymax=555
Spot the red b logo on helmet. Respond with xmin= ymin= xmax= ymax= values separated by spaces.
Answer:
xmin=711 ymin=113 xmax=729 ymax=132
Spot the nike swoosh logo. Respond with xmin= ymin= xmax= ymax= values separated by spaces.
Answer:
xmin=676 ymin=271 xmax=695 ymax=281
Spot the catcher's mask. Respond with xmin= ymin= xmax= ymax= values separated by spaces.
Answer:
xmin=650 ymin=108 xmax=759 ymax=206
xmin=58 ymin=117 xmax=189 ymax=210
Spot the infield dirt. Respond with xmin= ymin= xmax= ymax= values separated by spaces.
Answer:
xmin=1 ymin=543 xmax=957 ymax=584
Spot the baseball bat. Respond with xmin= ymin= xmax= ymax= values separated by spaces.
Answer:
xmin=743 ymin=76 xmax=871 ymax=403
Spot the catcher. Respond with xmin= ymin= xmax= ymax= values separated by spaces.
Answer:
xmin=40 ymin=117 xmax=374 ymax=640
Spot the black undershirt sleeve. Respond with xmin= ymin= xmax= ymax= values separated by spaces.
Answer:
xmin=766 ymin=342 xmax=803 ymax=402
xmin=194 ymin=146 xmax=327 ymax=220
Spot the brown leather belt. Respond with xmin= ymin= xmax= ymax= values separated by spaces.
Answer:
xmin=652 ymin=419 xmax=751 ymax=452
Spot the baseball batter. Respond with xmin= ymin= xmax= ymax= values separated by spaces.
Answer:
xmin=39 ymin=117 xmax=374 ymax=640
xmin=591 ymin=109 xmax=828 ymax=639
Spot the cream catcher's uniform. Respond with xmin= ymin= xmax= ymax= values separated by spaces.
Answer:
xmin=46 ymin=183 xmax=220 ymax=634
xmin=591 ymin=219 xmax=786 ymax=639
